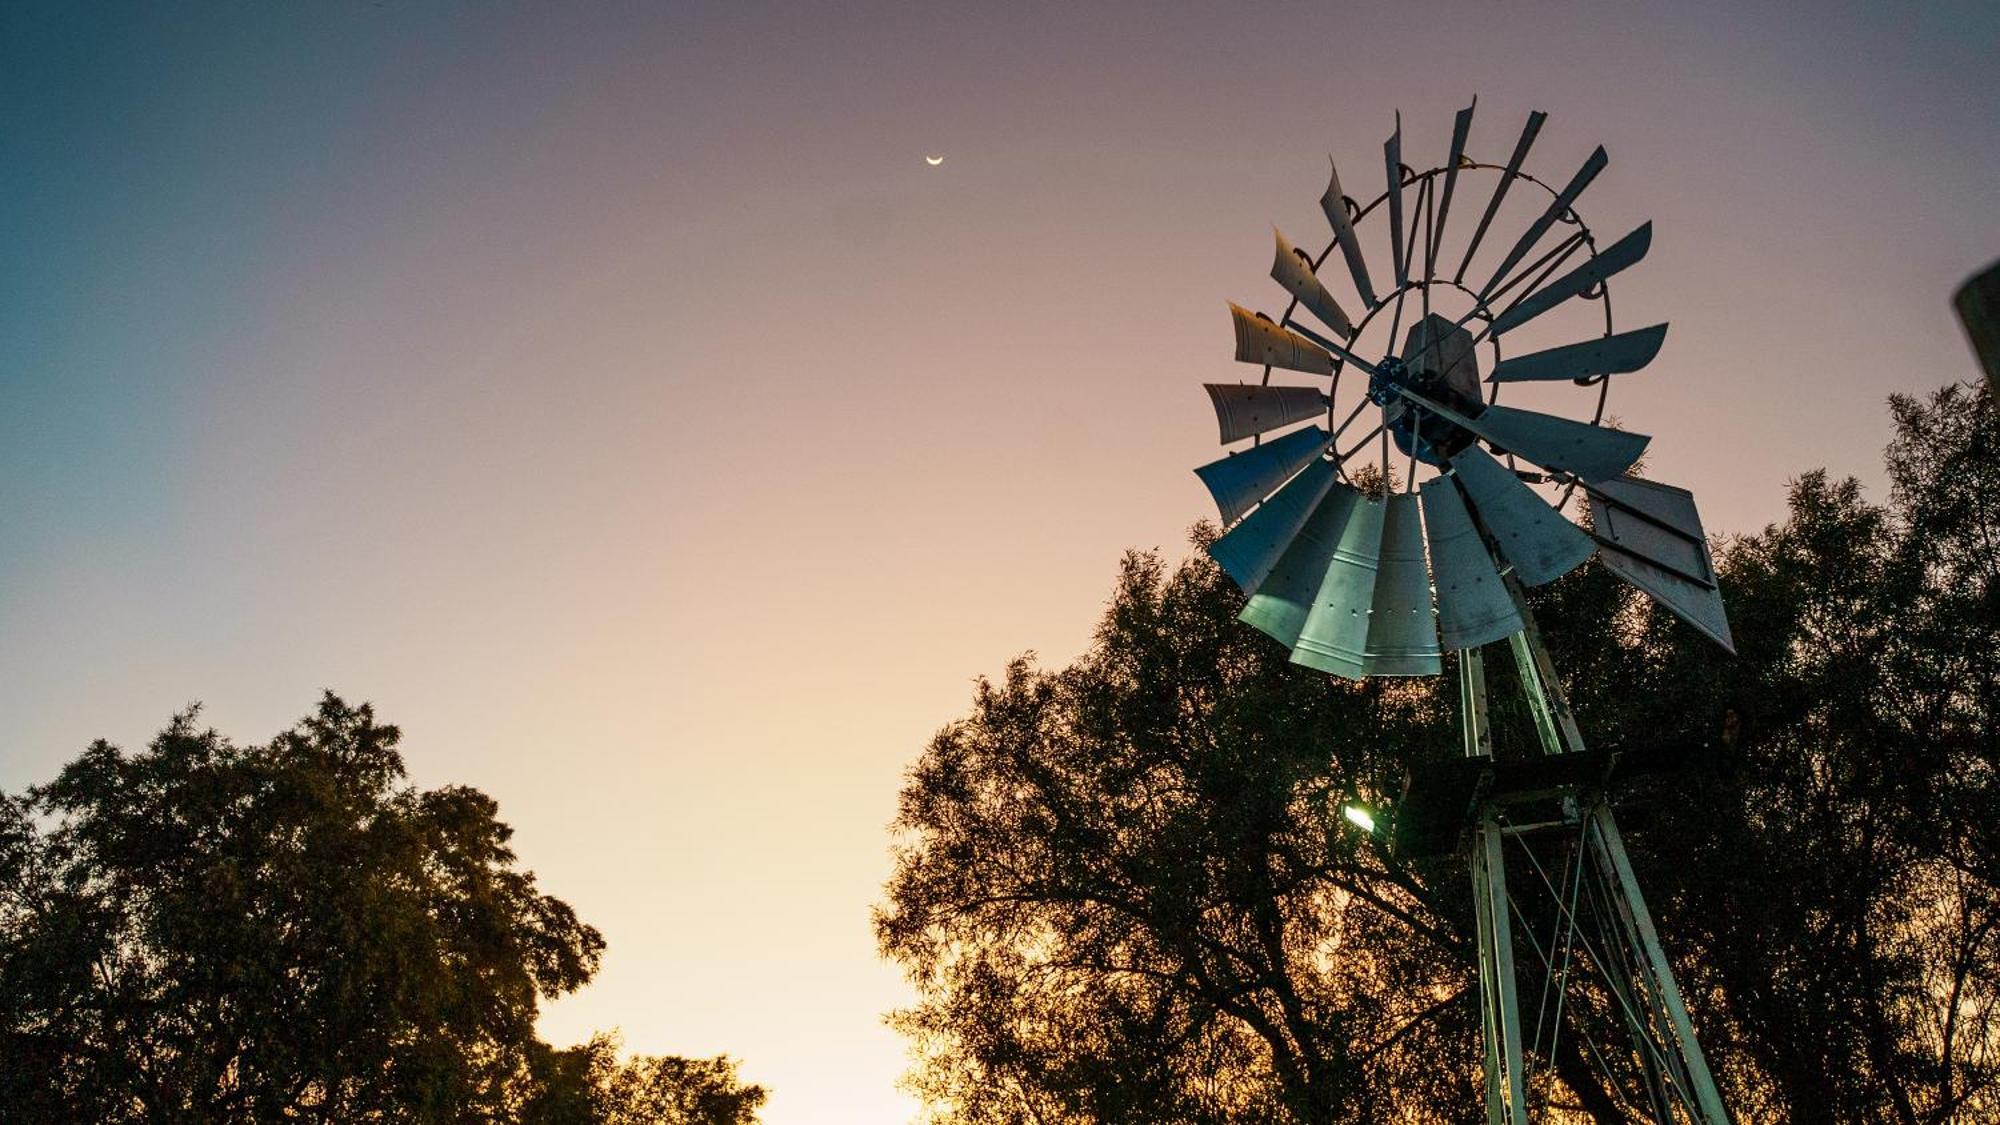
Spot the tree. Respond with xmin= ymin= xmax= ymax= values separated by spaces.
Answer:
xmin=878 ymin=383 xmax=2000 ymax=1122
xmin=876 ymin=541 xmax=1475 ymax=1122
xmin=0 ymin=693 xmax=768 ymax=1124
xmin=1646 ymin=383 xmax=2000 ymax=1122
xmin=520 ymin=1035 xmax=767 ymax=1125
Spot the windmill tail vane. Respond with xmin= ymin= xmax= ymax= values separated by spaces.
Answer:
xmin=1191 ymin=104 xmax=1737 ymax=1124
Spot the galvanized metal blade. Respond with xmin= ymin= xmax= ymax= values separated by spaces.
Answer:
xmin=1455 ymin=110 xmax=1546 ymax=284
xmin=1271 ymin=229 xmax=1356 ymax=339
xmin=1239 ymin=482 xmax=1365 ymax=650
xmin=1585 ymin=476 xmax=1734 ymax=652
xmin=1451 ymin=445 xmax=1595 ymax=586
xmin=1477 ymin=146 xmax=1607 ymax=301
xmin=1205 ymin=383 xmax=1329 ymax=444
xmin=1489 ymin=323 xmax=1668 ymax=383
xmin=1421 ymin=475 xmax=1523 ymax=649
xmin=1586 ymin=476 xmax=1711 ymax=573
xmin=1386 ymin=114 xmax=1407 ymax=289
xmin=1320 ymin=158 xmax=1379 ymax=308
xmin=1230 ymin=302 xmax=1334 ymax=375
xmin=1490 ymin=223 xmax=1652 ymax=336
xmin=1291 ymin=494 xmax=1388 ymax=678
xmin=1194 ymin=423 xmax=1330 ymax=525
xmin=1398 ymin=390 xmax=1649 ymax=483
xmin=1598 ymin=546 xmax=1734 ymax=653
xmin=1207 ymin=458 xmax=1337 ymax=592
xmin=1362 ymin=492 xmax=1442 ymax=676
xmin=1426 ymin=100 xmax=1476 ymax=281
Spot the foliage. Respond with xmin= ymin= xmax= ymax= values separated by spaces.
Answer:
xmin=878 ymin=383 xmax=2000 ymax=1122
xmin=0 ymin=693 xmax=766 ymax=1124
xmin=520 ymin=1035 xmax=767 ymax=1125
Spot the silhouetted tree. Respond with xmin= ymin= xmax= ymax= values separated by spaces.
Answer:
xmin=0 ymin=694 xmax=767 ymax=1124
xmin=1641 ymin=383 xmax=2000 ymax=1123
xmin=877 ymin=537 xmax=1474 ymax=1121
xmin=520 ymin=1035 xmax=766 ymax=1125
xmin=879 ymin=383 xmax=2000 ymax=1122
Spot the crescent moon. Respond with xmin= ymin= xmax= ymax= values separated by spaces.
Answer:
xmin=925 ymin=155 xmax=944 ymax=166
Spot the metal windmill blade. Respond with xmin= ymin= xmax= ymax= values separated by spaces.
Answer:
xmin=1421 ymin=473 xmax=1523 ymax=649
xmin=1585 ymin=475 xmax=1734 ymax=652
xmin=1363 ymin=493 xmax=1443 ymax=675
xmin=1205 ymin=383 xmax=1328 ymax=444
xmin=1320 ymin=157 xmax=1378 ymax=309
xmin=1271 ymin=229 xmax=1355 ymax=339
xmin=1194 ymin=423 xmax=1329 ymax=525
xmin=1424 ymin=100 xmax=1476 ymax=282
xmin=1489 ymin=223 xmax=1651 ymax=336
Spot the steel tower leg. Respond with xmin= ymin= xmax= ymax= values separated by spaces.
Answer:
xmin=1463 ymin=651 xmax=1526 ymax=1123
xmin=1503 ymin=571 xmax=1584 ymax=756
xmin=1458 ymin=620 xmax=1730 ymax=1122
xmin=1587 ymin=804 xmax=1731 ymax=1123
xmin=1473 ymin=810 xmax=1529 ymax=1124
xmin=1460 ymin=647 xmax=1494 ymax=759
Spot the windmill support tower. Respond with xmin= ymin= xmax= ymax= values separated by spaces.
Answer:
xmin=1193 ymin=104 xmax=1736 ymax=1121
xmin=1438 ymin=582 xmax=1728 ymax=1124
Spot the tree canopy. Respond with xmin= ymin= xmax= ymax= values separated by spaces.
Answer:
xmin=520 ymin=1035 xmax=766 ymax=1125
xmin=878 ymin=382 xmax=2000 ymax=1122
xmin=0 ymin=693 xmax=765 ymax=1123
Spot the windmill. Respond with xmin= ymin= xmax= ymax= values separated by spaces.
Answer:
xmin=1197 ymin=103 xmax=1733 ymax=1123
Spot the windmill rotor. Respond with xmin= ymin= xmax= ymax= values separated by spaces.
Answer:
xmin=1199 ymin=104 xmax=1733 ymax=679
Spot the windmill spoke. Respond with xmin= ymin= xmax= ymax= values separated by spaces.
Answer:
xmin=1329 ymin=396 xmax=1373 ymax=444
xmin=1486 ymin=229 xmax=1589 ymax=315
xmin=1460 ymin=229 xmax=1589 ymax=346
xmin=1406 ymin=412 xmax=1421 ymax=494
xmin=1387 ymin=276 xmax=1411 ymax=357
xmin=1284 ymin=318 xmax=1382 ymax=377
xmin=1338 ymin=422 xmax=1385 ymax=464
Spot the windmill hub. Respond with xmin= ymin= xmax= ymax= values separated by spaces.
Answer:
xmin=1365 ymin=355 xmax=1411 ymax=405
xmin=1364 ymin=358 xmax=1481 ymax=468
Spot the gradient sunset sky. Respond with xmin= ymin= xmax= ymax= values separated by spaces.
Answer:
xmin=3 ymin=3 xmax=1997 ymax=1121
